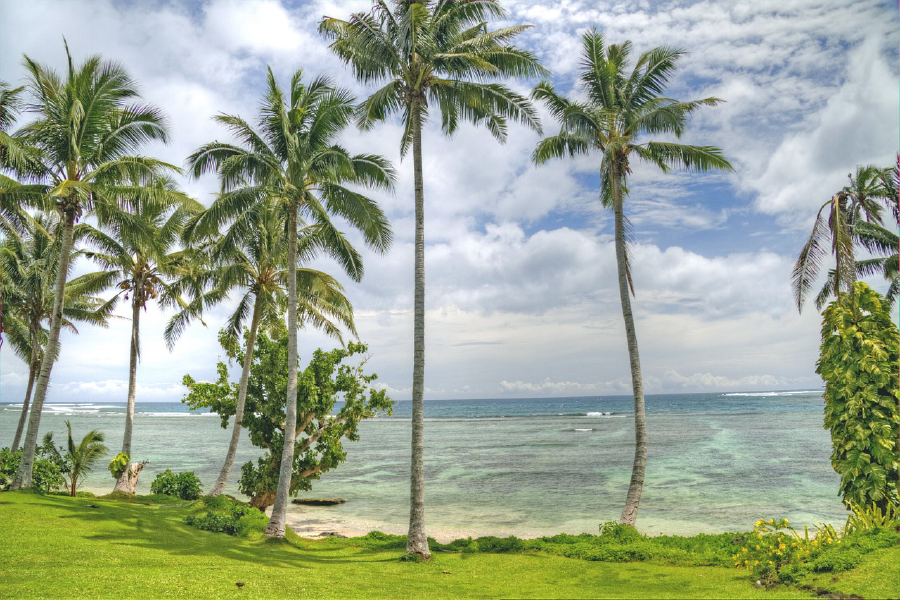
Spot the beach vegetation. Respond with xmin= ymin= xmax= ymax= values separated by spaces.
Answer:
xmin=182 ymin=329 xmax=392 ymax=512
xmin=1 ymin=447 xmax=65 ymax=494
xmin=39 ymin=420 xmax=109 ymax=497
xmin=7 ymin=42 xmax=189 ymax=491
xmin=184 ymin=66 xmax=392 ymax=538
xmin=531 ymin=29 xmax=733 ymax=526
xmin=149 ymin=469 xmax=203 ymax=501
xmin=107 ymin=452 xmax=129 ymax=479
xmin=321 ymin=0 xmax=545 ymax=558
xmin=183 ymin=495 xmax=267 ymax=537
xmin=817 ymin=281 xmax=899 ymax=510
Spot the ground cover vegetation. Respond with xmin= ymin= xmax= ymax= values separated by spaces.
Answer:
xmin=1 ymin=0 xmax=898 ymax=591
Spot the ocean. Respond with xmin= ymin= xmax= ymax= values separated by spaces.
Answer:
xmin=0 ymin=390 xmax=848 ymax=539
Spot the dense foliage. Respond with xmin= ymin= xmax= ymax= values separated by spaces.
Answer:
xmin=816 ymin=282 xmax=900 ymax=510
xmin=150 ymin=469 xmax=203 ymax=501
xmin=1 ymin=446 xmax=64 ymax=493
xmin=183 ymin=494 xmax=267 ymax=537
xmin=182 ymin=328 xmax=392 ymax=510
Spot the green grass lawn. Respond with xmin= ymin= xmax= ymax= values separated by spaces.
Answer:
xmin=0 ymin=490 xmax=893 ymax=599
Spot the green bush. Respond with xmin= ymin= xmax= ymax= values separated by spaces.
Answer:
xmin=183 ymin=495 xmax=266 ymax=537
xmin=598 ymin=521 xmax=645 ymax=544
xmin=472 ymin=536 xmax=524 ymax=553
xmin=150 ymin=470 xmax=202 ymax=500
xmin=812 ymin=546 xmax=863 ymax=573
xmin=1 ymin=447 xmax=65 ymax=494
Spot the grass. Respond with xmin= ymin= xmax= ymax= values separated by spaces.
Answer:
xmin=0 ymin=490 xmax=895 ymax=599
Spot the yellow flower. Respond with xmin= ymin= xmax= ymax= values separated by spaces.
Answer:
xmin=743 ymin=548 xmax=748 ymax=553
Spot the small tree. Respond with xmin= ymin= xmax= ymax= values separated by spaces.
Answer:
xmin=817 ymin=282 xmax=899 ymax=511
xmin=182 ymin=328 xmax=391 ymax=510
xmin=43 ymin=421 xmax=109 ymax=497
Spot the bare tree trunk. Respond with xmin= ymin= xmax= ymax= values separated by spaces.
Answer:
xmin=407 ymin=100 xmax=431 ymax=559
xmin=211 ymin=296 xmax=262 ymax=496
xmin=11 ymin=351 xmax=38 ymax=452
xmin=11 ymin=210 xmax=76 ymax=490
xmin=265 ymin=204 xmax=299 ymax=538
xmin=113 ymin=461 xmax=147 ymax=495
xmin=611 ymin=168 xmax=648 ymax=527
xmin=121 ymin=297 xmax=141 ymax=457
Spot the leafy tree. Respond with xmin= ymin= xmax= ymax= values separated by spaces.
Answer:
xmin=532 ymin=30 xmax=732 ymax=526
xmin=1 ymin=214 xmax=115 ymax=452
xmin=186 ymin=68 xmax=393 ymax=537
xmin=182 ymin=329 xmax=392 ymax=510
xmin=77 ymin=193 xmax=202 ymax=464
xmin=817 ymin=282 xmax=899 ymax=511
xmin=321 ymin=0 xmax=545 ymax=557
xmin=9 ymin=43 xmax=188 ymax=490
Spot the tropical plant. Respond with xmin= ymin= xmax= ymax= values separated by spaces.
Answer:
xmin=185 ymin=67 xmax=393 ymax=536
xmin=179 ymin=197 xmax=362 ymax=498
xmin=817 ymin=281 xmax=899 ymax=511
xmin=181 ymin=329 xmax=391 ymax=510
xmin=321 ymin=0 xmax=545 ymax=557
xmin=8 ymin=43 xmax=188 ymax=490
xmin=76 ymin=190 xmax=201 ymax=469
xmin=531 ymin=30 xmax=732 ymax=526
xmin=150 ymin=469 xmax=203 ymax=500
xmin=793 ymin=164 xmax=895 ymax=312
xmin=0 ymin=80 xmax=44 ymax=237
xmin=1 ymin=213 xmax=116 ymax=452
xmin=42 ymin=421 xmax=109 ymax=497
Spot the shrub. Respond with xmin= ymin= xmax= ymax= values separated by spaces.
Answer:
xmin=734 ymin=519 xmax=839 ymax=585
xmin=598 ymin=521 xmax=645 ymax=544
xmin=1 ymin=447 xmax=20 ymax=489
xmin=150 ymin=470 xmax=202 ymax=500
xmin=108 ymin=453 xmax=130 ymax=479
xmin=812 ymin=546 xmax=862 ymax=573
xmin=183 ymin=495 xmax=266 ymax=537
xmin=473 ymin=536 xmax=524 ymax=553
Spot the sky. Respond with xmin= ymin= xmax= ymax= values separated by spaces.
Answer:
xmin=0 ymin=0 xmax=897 ymax=403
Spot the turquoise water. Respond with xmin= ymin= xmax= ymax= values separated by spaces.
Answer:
xmin=0 ymin=391 xmax=847 ymax=539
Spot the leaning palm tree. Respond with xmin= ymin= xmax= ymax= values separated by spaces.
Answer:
xmin=176 ymin=196 xmax=361 ymax=497
xmin=1 ymin=213 xmax=116 ymax=452
xmin=793 ymin=164 xmax=891 ymax=312
xmin=186 ymin=67 xmax=393 ymax=537
xmin=532 ymin=30 xmax=733 ymax=526
xmin=9 ymin=44 xmax=189 ymax=490
xmin=76 ymin=194 xmax=201 ymax=470
xmin=321 ymin=0 xmax=545 ymax=557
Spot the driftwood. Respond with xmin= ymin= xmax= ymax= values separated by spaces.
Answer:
xmin=112 ymin=461 xmax=147 ymax=494
xmin=291 ymin=498 xmax=346 ymax=506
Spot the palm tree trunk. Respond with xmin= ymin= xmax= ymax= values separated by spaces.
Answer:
xmin=121 ymin=297 xmax=141 ymax=457
xmin=11 ymin=209 xmax=76 ymax=490
xmin=265 ymin=204 xmax=299 ymax=538
xmin=611 ymin=169 xmax=648 ymax=527
xmin=11 ymin=348 xmax=39 ymax=452
xmin=211 ymin=295 xmax=263 ymax=497
xmin=407 ymin=100 xmax=431 ymax=559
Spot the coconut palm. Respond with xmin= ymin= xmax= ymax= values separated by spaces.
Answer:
xmin=1 ymin=214 xmax=116 ymax=452
xmin=0 ymin=81 xmax=45 ymax=237
xmin=176 ymin=196 xmax=361 ymax=497
xmin=75 ymin=193 xmax=202 ymax=470
xmin=532 ymin=30 xmax=733 ymax=526
xmin=320 ymin=0 xmax=545 ymax=557
xmin=793 ymin=164 xmax=892 ymax=312
xmin=8 ymin=44 xmax=189 ymax=490
xmin=186 ymin=67 xmax=393 ymax=537
xmin=42 ymin=421 xmax=109 ymax=497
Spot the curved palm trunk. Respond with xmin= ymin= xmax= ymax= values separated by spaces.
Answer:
xmin=11 ymin=210 xmax=76 ymax=489
xmin=211 ymin=295 xmax=263 ymax=497
xmin=11 ymin=347 xmax=39 ymax=452
xmin=407 ymin=101 xmax=431 ymax=558
xmin=120 ymin=298 xmax=141 ymax=457
xmin=611 ymin=172 xmax=648 ymax=527
xmin=265 ymin=205 xmax=299 ymax=538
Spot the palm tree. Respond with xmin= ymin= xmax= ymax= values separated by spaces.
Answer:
xmin=532 ymin=30 xmax=733 ymax=526
xmin=320 ymin=0 xmax=545 ymax=557
xmin=0 ymin=81 xmax=44 ymax=237
xmin=42 ymin=421 xmax=109 ymax=496
xmin=186 ymin=67 xmax=393 ymax=537
xmin=9 ymin=42 xmax=188 ymax=490
xmin=793 ymin=164 xmax=892 ymax=312
xmin=1 ymin=214 xmax=115 ymax=452
xmin=76 ymin=194 xmax=201 ymax=469
xmin=177 ymin=196 xmax=361 ymax=497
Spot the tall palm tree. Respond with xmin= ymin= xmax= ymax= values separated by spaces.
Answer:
xmin=76 ymin=194 xmax=201 ymax=468
xmin=0 ymin=81 xmax=45 ymax=238
xmin=8 ymin=42 xmax=188 ymax=490
xmin=321 ymin=0 xmax=545 ymax=557
xmin=793 ymin=164 xmax=892 ymax=312
xmin=177 ymin=196 xmax=361 ymax=497
xmin=186 ymin=67 xmax=393 ymax=537
xmin=2 ymin=214 xmax=115 ymax=452
xmin=532 ymin=30 xmax=733 ymax=526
